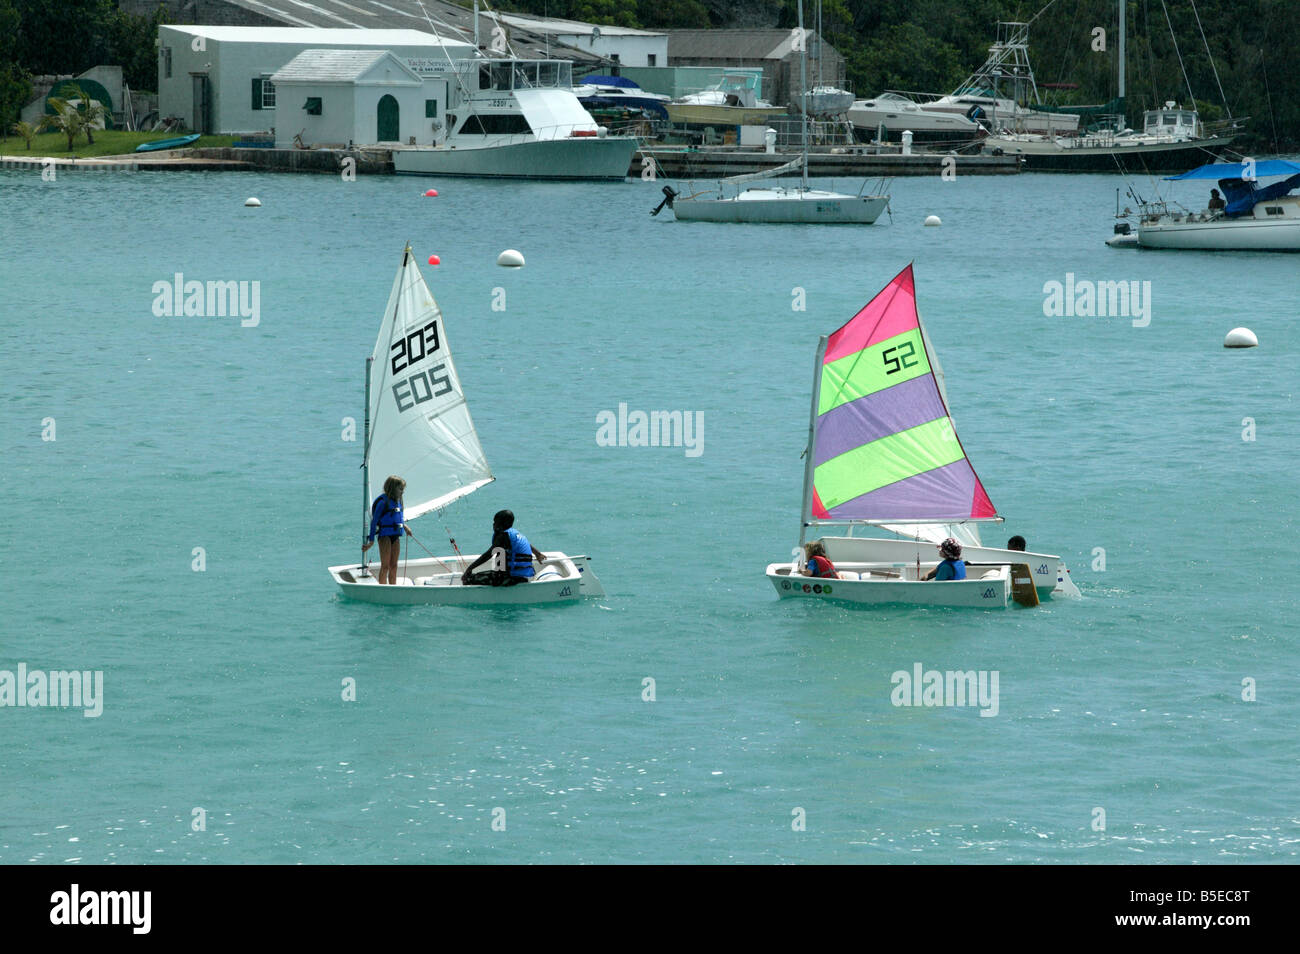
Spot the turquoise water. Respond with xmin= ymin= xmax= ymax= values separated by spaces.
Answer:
xmin=1 ymin=167 xmax=1296 ymax=863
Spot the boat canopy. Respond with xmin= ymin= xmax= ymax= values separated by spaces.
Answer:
xmin=580 ymin=75 xmax=639 ymax=88
xmin=1165 ymin=159 xmax=1300 ymax=180
xmin=1167 ymin=161 xmax=1300 ymax=217
xmin=1027 ymin=96 xmax=1122 ymax=116
xmin=808 ymin=265 xmax=998 ymax=523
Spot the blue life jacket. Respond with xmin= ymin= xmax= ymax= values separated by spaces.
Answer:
xmin=504 ymin=527 xmax=534 ymax=578
xmin=370 ymin=494 xmax=404 ymax=540
xmin=935 ymin=558 xmax=967 ymax=581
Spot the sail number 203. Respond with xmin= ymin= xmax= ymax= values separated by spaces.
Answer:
xmin=882 ymin=341 xmax=918 ymax=375
xmin=390 ymin=319 xmax=452 ymax=411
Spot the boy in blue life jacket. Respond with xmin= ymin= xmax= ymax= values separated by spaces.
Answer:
xmin=461 ymin=509 xmax=547 ymax=587
xmin=923 ymin=537 xmax=968 ymax=581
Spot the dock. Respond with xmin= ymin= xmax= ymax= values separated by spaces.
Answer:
xmin=1 ymin=153 xmax=256 ymax=172
xmin=636 ymin=147 xmax=1021 ymax=178
xmin=4 ymin=145 xmax=1020 ymax=178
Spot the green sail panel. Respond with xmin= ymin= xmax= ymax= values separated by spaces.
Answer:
xmin=818 ymin=328 xmax=929 ymax=416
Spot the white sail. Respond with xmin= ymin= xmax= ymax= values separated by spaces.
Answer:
xmin=722 ymin=155 xmax=803 ymax=184
xmin=365 ymin=248 xmax=493 ymax=520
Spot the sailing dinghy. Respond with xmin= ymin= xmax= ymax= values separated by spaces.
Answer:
xmin=765 ymin=264 xmax=1079 ymax=608
xmin=328 ymin=246 xmax=604 ymax=605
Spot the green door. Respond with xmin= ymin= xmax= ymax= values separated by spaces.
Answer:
xmin=377 ymin=94 xmax=399 ymax=142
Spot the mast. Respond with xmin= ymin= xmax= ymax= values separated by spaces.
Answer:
xmin=362 ymin=354 xmax=373 ymax=571
xmin=798 ymin=334 xmax=828 ymax=545
xmin=798 ymin=0 xmax=809 ymax=191
xmin=1117 ymin=0 xmax=1126 ymax=111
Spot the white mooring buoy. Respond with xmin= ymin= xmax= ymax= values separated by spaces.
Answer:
xmin=496 ymin=249 xmax=525 ymax=268
xmin=924 ymin=215 xmax=942 ymax=227
xmin=1224 ymin=327 xmax=1258 ymax=349
xmin=244 ymin=197 xmax=261 ymax=207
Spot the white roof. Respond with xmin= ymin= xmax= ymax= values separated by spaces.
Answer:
xmin=495 ymin=14 xmax=664 ymax=38
xmin=270 ymin=49 xmax=421 ymax=83
xmin=160 ymin=25 xmax=473 ymax=51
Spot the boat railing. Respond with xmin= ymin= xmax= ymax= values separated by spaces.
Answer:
xmin=1202 ymin=116 xmax=1248 ymax=138
xmin=881 ymin=89 xmax=947 ymax=105
xmin=446 ymin=122 xmax=640 ymax=149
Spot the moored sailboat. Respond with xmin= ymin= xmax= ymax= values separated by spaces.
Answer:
xmin=765 ymin=265 xmax=1079 ymax=608
xmin=328 ymin=246 xmax=604 ymax=605
xmin=663 ymin=0 xmax=890 ymax=225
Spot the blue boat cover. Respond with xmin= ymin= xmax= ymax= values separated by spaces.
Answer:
xmin=580 ymin=75 xmax=640 ymax=89
xmin=1165 ymin=159 xmax=1300 ymax=180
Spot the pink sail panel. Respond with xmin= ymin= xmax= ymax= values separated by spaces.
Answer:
xmin=812 ymin=264 xmax=997 ymax=522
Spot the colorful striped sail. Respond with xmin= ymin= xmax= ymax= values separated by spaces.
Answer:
xmin=809 ymin=264 xmax=998 ymax=523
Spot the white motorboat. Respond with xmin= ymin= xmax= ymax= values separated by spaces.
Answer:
xmin=920 ymin=21 xmax=1081 ymax=137
xmin=573 ymin=74 xmax=670 ymax=120
xmin=391 ymin=58 xmax=636 ymax=180
xmin=327 ymin=246 xmax=605 ymax=605
xmin=1126 ymin=159 xmax=1300 ymax=250
xmin=847 ymin=92 xmax=983 ymax=144
xmin=764 ymin=264 xmax=1080 ymax=608
xmin=664 ymin=72 xmax=787 ymax=127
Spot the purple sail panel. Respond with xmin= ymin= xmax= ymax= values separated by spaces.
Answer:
xmin=814 ymin=374 xmax=948 ymax=468
xmin=825 ymin=459 xmax=981 ymax=521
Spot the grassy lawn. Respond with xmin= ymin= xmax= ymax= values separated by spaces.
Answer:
xmin=0 ymin=129 xmax=236 ymax=158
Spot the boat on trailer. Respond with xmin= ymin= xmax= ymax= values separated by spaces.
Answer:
xmin=765 ymin=264 xmax=1079 ymax=608
xmin=328 ymin=246 xmax=604 ymax=605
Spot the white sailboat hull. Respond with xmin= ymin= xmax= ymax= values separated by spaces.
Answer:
xmin=329 ymin=552 xmax=604 ymax=606
xmin=815 ymin=535 xmax=1077 ymax=600
xmin=766 ymin=562 xmax=1011 ymax=608
xmin=674 ymin=189 xmax=889 ymax=224
xmin=1137 ymin=217 xmax=1300 ymax=250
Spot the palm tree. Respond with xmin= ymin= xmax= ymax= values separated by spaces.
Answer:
xmin=9 ymin=120 xmax=38 ymax=149
xmin=40 ymin=98 xmax=88 ymax=152
xmin=47 ymin=83 xmax=109 ymax=147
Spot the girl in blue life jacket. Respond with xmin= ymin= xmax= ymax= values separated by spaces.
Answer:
xmin=363 ymin=475 xmax=411 ymax=585
xmin=801 ymin=541 xmax=839 ymax=579
xmin=923 ymin=537 xmax=968 ymax=581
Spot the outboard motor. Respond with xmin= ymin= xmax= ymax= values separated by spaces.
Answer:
xmin=650 ymin=186 xmax=679 ymax=217
xmin=1113 ymin=222 xmax=1132 ymax=235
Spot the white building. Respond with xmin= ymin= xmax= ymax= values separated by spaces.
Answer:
xmin=270 ymin=50 xmax=430 ymax=148
xmin=157 ymin=25 xmax=476 ymax=135
xmin=494 ymin=14 xmax=667 ymax=69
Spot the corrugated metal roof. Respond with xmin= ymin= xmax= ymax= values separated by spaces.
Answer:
xmin=199 ymin=0 xmax=603 ymax=62
xmin=667 ymin=30 xmax=826 ymax=61
xmin=160 ymin=25 xmax=469 ymax=50
xmin=269 ymin=48 xmax=419 ymax=83
xmin=495 ymin=13 xmax=665 ymax=37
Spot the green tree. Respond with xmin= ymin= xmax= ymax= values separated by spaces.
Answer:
xmin=111 ymin=2 xmax=169 ymax=94
xmin=9 ymin=119 xmax=39 ymax=148
xmin=13 ymin=0 xmax=117 ymax=75
xmin=40 ymin=96 xmax=89 ymax=152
